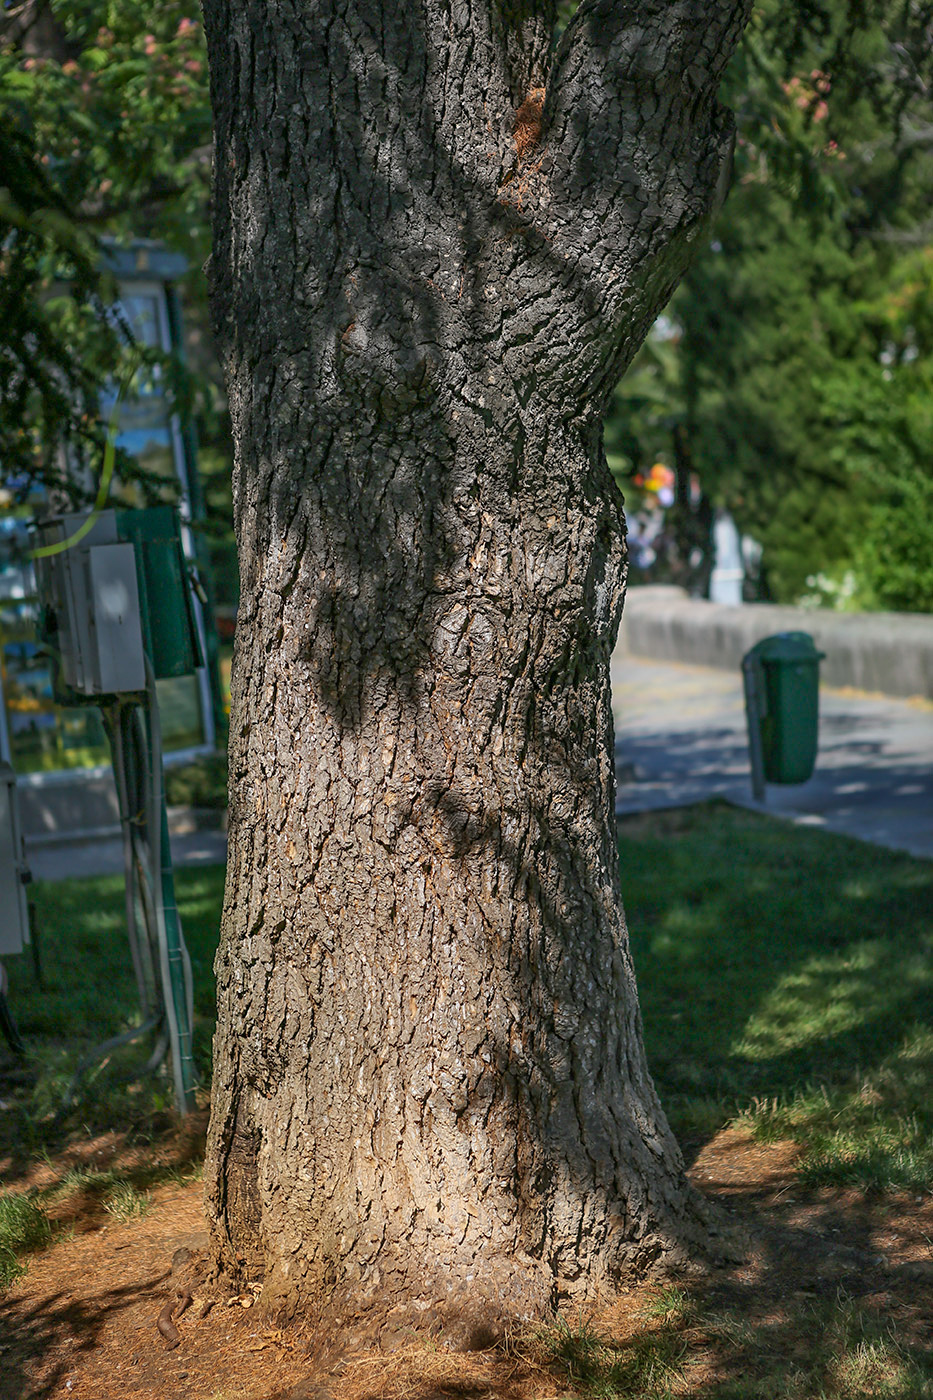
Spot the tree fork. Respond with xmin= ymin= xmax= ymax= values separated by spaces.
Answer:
xmin=201 ymin=0 xmax=752 ymax=1340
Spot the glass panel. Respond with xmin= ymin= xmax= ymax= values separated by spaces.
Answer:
xmin=117 ymin=293 xmax=166 ymax=349
xmin=113 ymin=425 xmax=181 ymax=508
xmin=156 ymin=676 xmax=204 ymax=751
xmin=101 ymin=293 xmax=169 ymax=415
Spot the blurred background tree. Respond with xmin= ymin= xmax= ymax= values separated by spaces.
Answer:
xmin=3 ymin=0 xmax=933 ymax=613
xmin=605 ymin=0 xmax=933 ymax=611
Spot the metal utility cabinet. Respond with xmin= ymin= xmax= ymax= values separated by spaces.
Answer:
xmin=30 ymin=505 xmax=201 ymax=1113
xmin=34 ymin=506 xmax=201 ymax=698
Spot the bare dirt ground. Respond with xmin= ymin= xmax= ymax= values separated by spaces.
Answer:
xmin=2 ymin=1124 xmax=932 ymax=1400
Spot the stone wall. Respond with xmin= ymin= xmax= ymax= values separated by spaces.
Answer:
xmin=619 ymin=587 xmax=933 ymax=700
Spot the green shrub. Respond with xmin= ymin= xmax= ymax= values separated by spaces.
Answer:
xmin=856 ymin=459 xmax=933 ymax=614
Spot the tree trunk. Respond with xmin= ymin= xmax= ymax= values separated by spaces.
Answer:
xmin=201 ymin=0 xmax=751 ymax=1340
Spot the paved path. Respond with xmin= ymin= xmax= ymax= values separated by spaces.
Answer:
xmin=26 ymin=825 xmax=227 ymax=883
xmin=26 ymin=653 xmax=933 ymax=880
xmin=612 ymin=652 xmax=933 ymax=860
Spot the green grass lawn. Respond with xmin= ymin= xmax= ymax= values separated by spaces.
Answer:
xmin=619 ymin=802 xmax=933 ymax=1192
xmin=1 ymin=864 xmax=226 ymax=1157
xmin=2 ymin=806 xmax=932 ymax=1395
xmin=2 ymin=801 xmax=931 ymax=1193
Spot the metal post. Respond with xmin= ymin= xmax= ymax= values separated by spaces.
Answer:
xmin=0 ymin=660 xmax=12 ymax=766
xmin=742 ymin=653 xmax=767 ymax=803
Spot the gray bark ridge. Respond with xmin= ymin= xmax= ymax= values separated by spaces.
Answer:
xmin=200 ymin=0 xmax=751 ymax=1338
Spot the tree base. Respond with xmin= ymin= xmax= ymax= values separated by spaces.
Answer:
xmin=207 ymin=1183 xmax=748 ymax=1357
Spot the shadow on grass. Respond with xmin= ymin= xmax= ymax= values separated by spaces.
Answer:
xmin=0 ymin=865 xmax=225 ymax=1184
xmin=531 ymin=1266 xmax=933 ymax=1399
xmin=499 ymin=1180 xmax=933 ymax=1400
xmin=619 ymin=802 xmax=933 ymax=1186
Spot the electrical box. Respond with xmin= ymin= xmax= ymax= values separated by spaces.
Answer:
xmin=34 ymin=506 xmax=201 ymax=702
xmin=0 ymin=763 xmax=31 ymax=957
xmin=114 ymin=507 xmax=202 ymax=679
xmin=88 ymin=543 xmax=145 ymax=692
xmin=35 ymin=511 xmax=146 ymax=697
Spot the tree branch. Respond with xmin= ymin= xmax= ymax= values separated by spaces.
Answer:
xmin=0 ymin=0 xmax=77 ymax=61
xmin=526 ymin=0 xmax=752 ymax=400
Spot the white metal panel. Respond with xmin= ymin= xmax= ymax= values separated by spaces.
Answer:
xmin=87 ymin=543 xmax=146 ymax=693
xmin=36 ymin=511 xmax=124 ymax=697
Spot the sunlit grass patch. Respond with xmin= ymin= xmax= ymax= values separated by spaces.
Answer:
xmin=814 ymin=1291 xmax=933 ymax=1399
xmin=48 ymin=1166 xmax=151 ymax=1221
xmin=827 ymin=1342 xmax=933 ymax=1399
xmin=533 ymin=1314 xmax=687 ymax=1399
xmin=50 ymin=1165 xmax=126 ymax=1197
xmin=619 ymin=805 xmax=933 ymax=1194
xmin=733 ymin=1029 xmax=933 ymax=1191
xmin=102 ymin=1179 xmax=152 ymax=1222
xmin=0 ymin=1191 xmax=53 ymax=1289
xmin=640 ymin=1285 xmax=697 ymax=1328
xmin=43 ymin=1162 xmax=197 ymax=1219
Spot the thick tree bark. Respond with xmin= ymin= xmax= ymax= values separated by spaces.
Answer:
xmin=201 ymin=0 xmax=751 ymax=1340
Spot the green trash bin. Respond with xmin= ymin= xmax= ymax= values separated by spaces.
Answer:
xmin=742 ymin=632 xmax=825 ymax=798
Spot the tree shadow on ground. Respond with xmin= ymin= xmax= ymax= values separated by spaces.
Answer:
xmin=617 ymin=723 xmax=931 ymax=791
xmin=333 ymin=1175 xmax=933 ymax=1399
xmin=0 ymin=1273 xmax=169 ymax=1400
xmin=619 ymin=802 xmax=933 ymax=1174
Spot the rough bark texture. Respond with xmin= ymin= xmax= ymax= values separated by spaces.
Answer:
xmin=201 ymin=0 xmax=751 ymax=1340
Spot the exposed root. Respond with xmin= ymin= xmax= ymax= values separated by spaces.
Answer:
xmin=156 ymin=1291 xmax=188 ymax=1350
xmin=155 ymin=1244 xmax=211 ymax=1349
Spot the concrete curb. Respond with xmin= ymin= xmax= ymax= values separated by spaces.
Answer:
xmin=620 ymin=586 xmax=933 ymax=700
xmin=25 ymin=804 xmax=227 ymax=849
